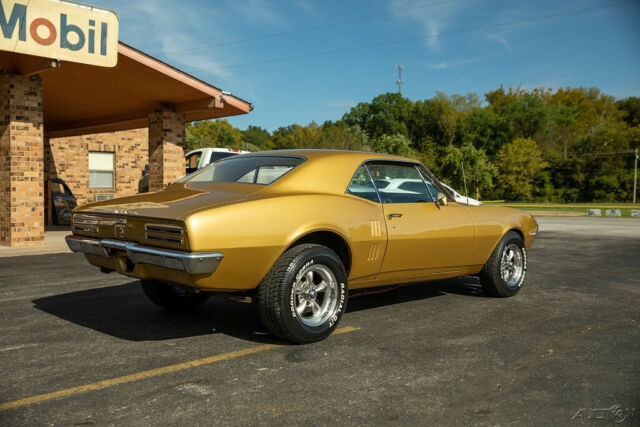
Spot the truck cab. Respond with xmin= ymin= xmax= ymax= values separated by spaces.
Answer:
xmin=185 ymin=148 xmax=250 ymax=174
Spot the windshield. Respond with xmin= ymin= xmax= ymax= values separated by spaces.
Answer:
xmin=180 ymin=155 xmax=304 ymax=185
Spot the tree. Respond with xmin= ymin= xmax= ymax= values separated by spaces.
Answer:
xmin=439 ymin=142 xmax=496 ymax=200
xmin=485 ymin=86 xmax=551 ymax=139
xmin=242 ymin=125 xmax=273 ymax=150
xmin=496 ymin=138 xmax=548 ymax=201
xmin=342 ymin=93 xmax=414 ymax=140
xmin=186 ymin=120 xmax=244 ymax=152
xmin=617 ymin=97 xmax=640 ymax=127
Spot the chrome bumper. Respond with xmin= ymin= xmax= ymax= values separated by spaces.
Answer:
xmin=65 ymin=235 xmax=223 ymax=275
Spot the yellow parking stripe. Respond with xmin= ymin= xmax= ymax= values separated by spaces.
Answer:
xmin=0 ymin=326 xmax=358 ymax=411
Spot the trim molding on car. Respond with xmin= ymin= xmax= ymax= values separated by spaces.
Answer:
xmin=65 ymin=235 xmax=223 ymax=275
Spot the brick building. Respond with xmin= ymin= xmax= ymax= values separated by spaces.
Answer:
xmin=0 ymin=42 xmax=252 ymax=247
xmin=46 ymin=128 xmax=148 ymax=207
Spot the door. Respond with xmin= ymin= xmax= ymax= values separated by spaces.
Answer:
xmin=366 ymin=162 xmax=475 ymax=277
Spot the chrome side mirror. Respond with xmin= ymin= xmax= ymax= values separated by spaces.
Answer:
xmin=437 ymin=192 xmax=448 ymax=206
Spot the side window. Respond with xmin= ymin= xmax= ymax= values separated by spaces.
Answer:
xmin=186 ymin=152 xmax=202 ymax=174
xmin=346 ymin=165 xmax=379 ymax=202
xmin=367 ymin=162 xmax=432 ymax=203
xmin=418 ymin=168 xmax=446 ymax=200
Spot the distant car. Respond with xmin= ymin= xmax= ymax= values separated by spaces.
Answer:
xmin=66 ymin=150 xmax=537 ymax=343
xmin=440 ymin=183 xmax=482 ymax=206
xmin=374 ymin=178 xmax=482 ymax=206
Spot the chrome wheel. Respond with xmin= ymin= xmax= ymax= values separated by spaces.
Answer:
xmin=500 ymin=243 xmax=524 ymax=288
xmin=292 ymin=264 xmax=339 ymax=327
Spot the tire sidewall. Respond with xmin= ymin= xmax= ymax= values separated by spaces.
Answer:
xmin=497 ymin=234 xmax=527 ymax=293
xmin=280 ymin=247 xmax=348 ymax=341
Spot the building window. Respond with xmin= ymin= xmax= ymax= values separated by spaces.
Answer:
xmin=89 ymin=151 xmax=115 ymax=188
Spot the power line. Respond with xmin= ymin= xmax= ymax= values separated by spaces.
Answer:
xmin=164 ymin=0 xmax=463 ymax=55
xmin=211 ymin=0 xmax=634 ymax=70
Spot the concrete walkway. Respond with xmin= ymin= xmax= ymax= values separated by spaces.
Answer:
xmin=0 ymin=227 xmax=72 ymax=258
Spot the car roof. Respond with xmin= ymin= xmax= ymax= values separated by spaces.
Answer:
xmin=251 ymin=150 xmax=424 ymax=197
xmin=239 ymin=149 xmax=418 ymax=163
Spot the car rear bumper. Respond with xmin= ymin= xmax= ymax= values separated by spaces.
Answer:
xmin=65 ymin=235 xmax=223 ymax=275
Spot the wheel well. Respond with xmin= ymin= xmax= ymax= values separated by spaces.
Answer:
xmin=507 ymin=228 xmax=524 ymax=240
xmin=288 ymin=231 xmax=352 ymax=275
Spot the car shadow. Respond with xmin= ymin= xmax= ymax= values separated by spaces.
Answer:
xmin=32 ymin=281 xmax=279 ymax=344
xmin=346 ymin=276 xmax=486 ymax=313
xmin=32 ymin=277 xmax=487 ymax=343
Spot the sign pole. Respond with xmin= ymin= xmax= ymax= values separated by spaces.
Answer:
xmin=634 ymin=148 xmax=638 ymax=204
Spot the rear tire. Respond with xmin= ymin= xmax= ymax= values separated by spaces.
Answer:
xmin=480 ymin=231 xmax=527 ymax=297
xmin=141 ymin=279 xmax=209 ymax=311
xmin=258 ymin=244 xmax=348 ymax=344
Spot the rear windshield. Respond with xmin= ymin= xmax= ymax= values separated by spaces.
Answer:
xmin=181 ymin=156 xmax=304 ymax=185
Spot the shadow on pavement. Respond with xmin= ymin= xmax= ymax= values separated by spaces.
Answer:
xmin=32 ymin=281 xmax=277 ymax=344
xmin=347 ymin=276 xmax=486 ymax=312
xmin=32 ymin=277 xmax=487 ymax=343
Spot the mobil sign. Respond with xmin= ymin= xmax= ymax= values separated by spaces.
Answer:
xmin=0 ymin=0 xmax=118 ymax=67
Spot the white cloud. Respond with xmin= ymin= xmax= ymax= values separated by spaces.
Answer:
xmin=428 ymin=51 xmax=507 ymax=69
xmin=292 ymin=0 xmax=322 ymax=20
xmin=387 ymin=0 xmax=462 ymax=51
xmin=484 ymin=32 xmax=511 ymax=51
xmin=104 ymin=0 xmax=246 ymax=81
xmin=228 ymin=0 xmax=283 ymax=26
xmin=325 ymin=99 xmax=357 ymax=109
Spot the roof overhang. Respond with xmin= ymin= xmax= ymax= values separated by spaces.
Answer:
xmin=0 ymin=42 xmax=252 ymax=138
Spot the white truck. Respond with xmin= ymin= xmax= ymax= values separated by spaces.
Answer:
xmin=185 ymin=147 xmax=250 ymax=174
xmin=139 ymin=147 xmax=250 ymax=193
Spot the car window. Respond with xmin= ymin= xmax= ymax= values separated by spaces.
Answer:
xmin=185 ymin=152 xmax=202 ymax=174
xmin=374 ymin=179 xmax=390 ymax=189
xmin=207 ymin=152 xmax=237 ymax=165
xmin=346 ymin=165 xmax=380 ymax=202
xmin=184 ymin=156 xmax=303 ymax=185
xmin=367 ymin=162 xmax=432 ymax=203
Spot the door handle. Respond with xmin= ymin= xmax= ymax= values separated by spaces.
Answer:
xmin=387 ymin=213 xmax=403 ymax=219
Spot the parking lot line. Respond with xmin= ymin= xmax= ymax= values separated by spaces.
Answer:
xmin=0 ymin=326 xmax=359 ymax=412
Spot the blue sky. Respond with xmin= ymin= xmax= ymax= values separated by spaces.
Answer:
xmin=90 ymin=0 xmax=640 ymax=131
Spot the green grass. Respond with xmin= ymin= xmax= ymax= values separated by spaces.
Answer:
xmin=482 ymin=202 xmax=640 ymax=217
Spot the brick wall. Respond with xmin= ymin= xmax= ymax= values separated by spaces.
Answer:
xmin=148 ymin=110 xmax=186 ymax=192
xmin=45 ymin=128 xmax=148 ymax=208
xmin=0 ymin=74 xmax=44 ymax=247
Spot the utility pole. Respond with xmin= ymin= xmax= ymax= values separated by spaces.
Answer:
xmin=634 ymin=147 xmax=638 ymax=204
xmin=396 ymin=64 xmax=404 ymax=94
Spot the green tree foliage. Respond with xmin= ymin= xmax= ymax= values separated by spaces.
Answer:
xmin=496 ymin=138 xmax=548 ymax=201
xmin=440 ymin=143 xmax=496 ymax=200
xmin=617 ymin=97 xmax=640 ymax=127
xmin=184 ymin=86 xmax=638 ymax=202
xmin=342 ymin=93 xmax=413 ymax=140
xmin=186 ymin=120 xmax=244 ymax=152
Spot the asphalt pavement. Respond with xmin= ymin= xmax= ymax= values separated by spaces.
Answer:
xmin=0 ymin=217 xmax=639 ymax=426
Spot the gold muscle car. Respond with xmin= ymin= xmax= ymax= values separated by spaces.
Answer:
xmin=66 ymin=150 xmax=538 ymax=343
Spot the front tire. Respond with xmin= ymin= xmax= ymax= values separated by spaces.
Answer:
xmin=141 ymin=279 xmax=210 ymax=311
xmin=258 ymin=244 xmax=348 ymax=344
xmin=480 ymin=231 xmax=528 ymax=297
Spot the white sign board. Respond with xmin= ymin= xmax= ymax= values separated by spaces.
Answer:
xmin=0 ymin=0 xmax=118 ymax=67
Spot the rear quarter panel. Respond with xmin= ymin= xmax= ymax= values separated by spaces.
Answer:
xmin=184 ymin=194 xmax=387 ymax=290
xmin=466 ymin=206 xmax=537 ymax=266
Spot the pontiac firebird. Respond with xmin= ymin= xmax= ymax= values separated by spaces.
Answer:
xmin=66 ymin=150 xmax=538 ymax=343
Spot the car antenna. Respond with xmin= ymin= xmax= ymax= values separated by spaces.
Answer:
xmin=461 ymin=160 xmax=469 ymax=205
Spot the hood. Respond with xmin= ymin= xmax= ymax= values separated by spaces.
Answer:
xmin=77 ymin=182 xmax=265 ymax=221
